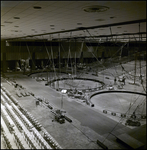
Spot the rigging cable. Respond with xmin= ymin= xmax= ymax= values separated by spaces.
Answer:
xmin=26 ymin=42 xmax=36 ymax=71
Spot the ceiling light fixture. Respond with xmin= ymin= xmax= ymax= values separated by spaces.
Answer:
xmin=83 ymin=5 xmax=109 ymax=13
xmin=4 ymin=21 xmax=13 ymax=23
xmin=50 ymin=25 xmax=55 ymax=27
xmin=77 ymin=23 xmax=82 ymax=25
xmin=14 ymin=17 xmax=20 ymax=19
xmin=95 ymin=19 xmax=105 ymax=21
xmin=110 ymin=16 xmax=115 ymax=19
xmin=117 ymin=27 xmax=122 ymax=28
xmin=33 ymin=6 xmax=42 ymax=9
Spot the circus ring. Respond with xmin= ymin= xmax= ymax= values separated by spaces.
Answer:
xmin=46 ymin=77 xmax=105 ymax=92
xmin=90 ymin=90 xmax=146 ymax=126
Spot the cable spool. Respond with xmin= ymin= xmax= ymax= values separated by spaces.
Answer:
xmin=131 ymin=114 xmax=136 ymax=119
xmin=141 ymin=115 xmax=146 ymax=119
xmin=91 ymin=104 xmax=94 ymax=107
xmin=111 ymin=112 xmax=116 ymax=116
xmin=121 ymin=114 xmax=126 ymax=118
xmin=103 ymin=110 xmax=107 ymax=114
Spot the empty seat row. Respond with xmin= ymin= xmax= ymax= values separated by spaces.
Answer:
xmin=20 ymin=108 xmax=42 ymax=131
xmin=1 ymin=107 xmax=15 ymax=134
xmin=43 ymin=129 xmax=62 ymax=149
xmin=1 ymin=87 xmax=18 ymax=105
xmin=13 ymin=132 xmax=25 ymax=149
xmin=2 ymin=133 xmax=13 ymax=149
xmin=23 ymin=131 xmax=38 ymax=149
xmin=11 ymin=103 xmax=33 ymax=131
xmin=1 ymin=90 xmax=13 ymax=105
xmin=32 ymin=128 xmax=52 ymax=149
xmin=5 ymin=103 xmax=23 ymax=132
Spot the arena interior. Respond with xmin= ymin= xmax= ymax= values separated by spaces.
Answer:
xmin=1 ymin=1 xmax=146 ymax=149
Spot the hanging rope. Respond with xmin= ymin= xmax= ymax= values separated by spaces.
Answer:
xmin=26 ymin=42 xmax=36 ymax=70
xmin=50 ymin=35 xmax=57 ymax=81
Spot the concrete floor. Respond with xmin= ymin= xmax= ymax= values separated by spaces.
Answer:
xmin=1 ymin=60 xmax=146 ymax=149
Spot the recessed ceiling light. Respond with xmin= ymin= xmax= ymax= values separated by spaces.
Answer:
xmin=77 ymin=23 xmax=82 ymax=25
xmin=83 ymin=5 xmax=109 ymax=13
xmin=95 ymin=19 xmax=105 ymax=21
xmin=4 ymin=21 xmax=13 ymax=23
xmin=33 ymin=6 xmax=42 ymax=9
xmin=14 ymin=17 xmax=20 ymax=19
xmin=110 ymin=16 xmax=115 ymax=19
xmin=117 ymin=27 xmax=122 ymax=28
xmin=50 ymin=25 xmax=55 ymax=27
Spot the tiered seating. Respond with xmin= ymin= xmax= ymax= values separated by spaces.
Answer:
xmin=32 ymin=128 xmax=52 ymax=149
xmin=43 ymin=129 xmax=62 ymax=149
xmin=1 ymin=87 xmax=18 ymax=105
xmin=1 ymin=90 xmax=13 ymax=105
xmin=23 ymin=131 xmax=38 ymax=149
xmin=11 ymin=103 xmax=33 ymax=131
xmin=2 ymin=133 xmax=13 ymax=149
xmin=1 ymin=106 xmax=15 ymax=134
xmin=13 ymin=132 xmax=25 ymax=149
xmin=19 ymin=107 xmax=42 ymax=131
xmin=4 ymin=103 xmax=23 ymax=132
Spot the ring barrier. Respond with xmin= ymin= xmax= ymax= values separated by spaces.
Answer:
xmin=45 ymin=77 xmax=105 ymax=92
xmin=91 ymin=90 xmax=146 ymax=119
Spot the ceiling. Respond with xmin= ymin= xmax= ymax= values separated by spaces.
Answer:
xmin=1 ymin=1 xmax=146 ymax=42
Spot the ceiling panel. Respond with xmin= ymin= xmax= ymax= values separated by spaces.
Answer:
xmin=1 ymin=1 xmax=146 ymax=42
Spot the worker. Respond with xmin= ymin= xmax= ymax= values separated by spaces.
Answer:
xmin=114 ymin=77 xmax=117 ymax=85
xmin=122 ymin=76 xmax=126 ymax=85
xmin=36 ymin=100 xmax=39 ymax=106
xmin=141 ymin=78 xmax=143 ymax=84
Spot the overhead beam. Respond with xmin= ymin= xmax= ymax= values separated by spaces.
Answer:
xmin=6 ymin=19 xmax=146 ymax=40
xmin=52 ymin=32 xmax=146 ymax=40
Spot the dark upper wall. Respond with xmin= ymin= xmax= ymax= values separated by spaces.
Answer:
xmin=1 ymin=40 xmax=146 ymax=61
